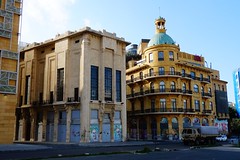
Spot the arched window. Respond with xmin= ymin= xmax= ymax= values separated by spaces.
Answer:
xmin=194 ymin=84 xmax=199 ymax=93
xmin=171 ymin=81 xmax=176 ymax=91
xmin=159 ymin=81 xmax=165 ymax=92
xmin=222 ymin=85 xmax=225 ymax=91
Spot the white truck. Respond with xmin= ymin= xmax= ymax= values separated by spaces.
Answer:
xmin=182 ymin=126 xmax=219 ymax=145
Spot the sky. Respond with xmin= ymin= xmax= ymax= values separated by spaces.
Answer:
xmin=20 ymin=0 xmax=240 ymax=103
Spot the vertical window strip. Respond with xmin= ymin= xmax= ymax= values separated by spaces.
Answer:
xmin=116 ymin=70 xmax=121 ymax=102
xmin=91 ymin=65 xmax=98 ymax=100
xmin=105 ymin=67 xmax=112 ymax=101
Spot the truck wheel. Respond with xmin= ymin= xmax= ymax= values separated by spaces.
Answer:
xmin=183 ymin=141 xmax=188 ymax=145
xmin=195 ymin=139 xmax=200 ymax=146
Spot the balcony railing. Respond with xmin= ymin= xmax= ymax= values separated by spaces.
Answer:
xmin=128 ymin=108 xmax=196 ymax=115
xmin=202 ymin=92 xmax=212 ymax=98
xmin=127 ymin=88 xmax=193 ymax=99
xmin=67 ymin=97 xmax=81 ymax=103
xmin=127 ymin=71 xmax=210 ymax=84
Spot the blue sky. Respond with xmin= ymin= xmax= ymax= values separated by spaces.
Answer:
xmin=21 ymin=0 xmax=240 ymax=102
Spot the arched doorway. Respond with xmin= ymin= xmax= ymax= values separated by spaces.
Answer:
xmin=183 ymin=117 xmax=191 ymax=128
xmin=129 ymin=119 xmax=137 ymax=139
xmin=172 ymin=117 xmax=179 ymax=140
xmin=160 ymin=117 xmax=168 ymax=140
xmin=151 ymin=118 xmax=157 ymax=140
xmin=139 ymin=118 xmax=147 ymax=140
xmin=193 ymin=117 xmax=200 ymax=127
xmin=202 ymin=118 xmax=209 ymax=126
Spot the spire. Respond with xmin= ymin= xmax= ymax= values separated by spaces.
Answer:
xmin=155 ymin=17 xmax=166 ymax=34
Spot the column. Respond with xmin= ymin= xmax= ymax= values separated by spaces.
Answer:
xmin=29 ymin=108 xmax=36 ymax=141
xmin=53 ymin=107 xmax=59 ymax=142
xmin=66 ymin=106 xmax=71 ymax=143
xmin=42 ymin=110 xmax=47 ymax=142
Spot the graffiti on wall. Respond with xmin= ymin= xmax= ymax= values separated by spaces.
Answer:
xmin=214 ymin=119 xmax=228 ymax=134
xmin=90 ymin=124 xmax=99 ymax=142
xmin=114 ymin=124 xmax=122 ymax=141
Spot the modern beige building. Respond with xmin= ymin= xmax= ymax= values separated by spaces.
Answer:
xmin=126 ymin=17 xmax=228 ymax=140
xmin=0 ymin=0 xmax=22 ymax=144
xmin=16 ymin=27 xmax=129 ymax=143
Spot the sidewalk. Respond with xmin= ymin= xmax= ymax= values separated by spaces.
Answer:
xmin=0 ymin=143 xmax=51 ymax=151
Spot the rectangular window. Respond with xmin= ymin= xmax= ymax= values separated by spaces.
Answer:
xmin=149 ymin=53 xmax=153 ymax=63
xmin=91 ymin=65 xmax=99 ymax=100
xmin=183 ymin=100 xmax=187 ymax=109
xmin=195 ymin=100 xmax=200 ymax=111
xmin=116 ymin=70 xmax=121 ymax=102
xmin=141 ymin=100 xmax=144 ymax=113
xmin=158 ymin=51 xmax=164 ymax=61
xmin=169 ymin=51 xmax=174 ymax=61
xmin=105 ymin=67 xmax=112 ymax=101
xmin=171 ymin=99 xmax=176 ymax=111
xmin=74 ymin=88 xmax=79 ymax=101
xmin=131 ymin=102 xmax=135 ymax=112
xmin=209 ymin=102 xmax=213 ymax=110
xmin=159 ymin=67 xmax=165 ymax=75
xmin=24 ymin=75 xmax=31 ymax=104
xmin=151 ymin=99 xmax=155 ymax=112
xmin=160 ymin=99 xmax=166 ymax=111
xmin=202 ymin=101 xmax=205 ymax=111
xmin=57 ymin=68 xmax=64 ymax=101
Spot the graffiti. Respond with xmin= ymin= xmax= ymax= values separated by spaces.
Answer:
xmin=71 ymin=129 xmax=80 ymax=137
xmin=114 ymin=124 xmax=122 ymax=141
xmin=90 ymin=124 xmax=99 ymax=142
xmin=214 ymin=119 xmax=228 ymax=134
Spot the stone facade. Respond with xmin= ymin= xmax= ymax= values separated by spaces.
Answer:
xmin=0 ymin=0 xmax=22 ymax=144
xmin=16 ymin=27 xmax=129 ymax=143
xmin=126 ymin=17 xmax=229 ymax=141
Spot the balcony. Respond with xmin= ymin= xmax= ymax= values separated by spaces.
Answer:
xmin=127 ymin=107 xmax=195 ymax=115
xmin=66 ymin=97 xmax=81 ymax=104
xmin=202 ymin=92 xmax=212 ymax=98
xmin=127 ymin=88 xmax=192 ymax=99
xmin=202 ymin=109 xmax=212 ymax=114
xmin=126 ymin=71 xmax=181 ymax=85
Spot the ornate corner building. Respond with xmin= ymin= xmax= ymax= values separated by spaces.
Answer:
xmin=15 ymin=28 xmax=130 ymax=143
xmin=0 ymin=0 xmax=22 ymax=143
xmin=126 ymin=17 xmax=229 ymax=140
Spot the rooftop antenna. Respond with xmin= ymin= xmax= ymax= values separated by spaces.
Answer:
xmin=159 ymin=7 xmax=161 ymax=17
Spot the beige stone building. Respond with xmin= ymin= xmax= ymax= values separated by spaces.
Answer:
xmin=16 ymin=27 xmax=129 ymax=143
xmin=126 ymin=17 xmax=228 ymax=140
xmin=0 ymin=0 xmax=22 ymax=144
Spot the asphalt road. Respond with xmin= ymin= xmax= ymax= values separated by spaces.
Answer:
xmin=0 ymin=141 xmax=236 ymax=160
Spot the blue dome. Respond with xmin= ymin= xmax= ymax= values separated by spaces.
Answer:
xmin=148 ymin=32 xmax=175 ymax=47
